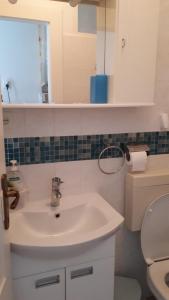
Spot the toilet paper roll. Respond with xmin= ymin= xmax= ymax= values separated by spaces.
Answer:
xmin=129 ymin=151 xmax=147 ymax=172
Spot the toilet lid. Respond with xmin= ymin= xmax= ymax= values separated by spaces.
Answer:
xmin=141 ymin=193 xmax=169 ymax=265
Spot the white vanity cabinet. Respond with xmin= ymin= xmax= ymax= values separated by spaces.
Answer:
xmin=66 ymin=258 xmax=114 ymax=300
xmin=13 ymin=257 xmax=114 ymax=300
xmin=10 ymin=201 xmax=119 ymax=300
xmin=108 ymin=0 xmax=160 ymax=106
xmin=13 ymin=269 xmax=65 ymax=300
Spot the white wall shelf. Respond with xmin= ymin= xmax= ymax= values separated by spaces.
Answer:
xmin=2 ymin=103 xmax=155 ymax=109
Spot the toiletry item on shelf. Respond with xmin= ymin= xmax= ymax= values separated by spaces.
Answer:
xmin=160 ymin=112 xmax=169 ymax=130
xmin=7 ymin=160 xmax=24 ymax=191
xmin=90 ymin=74 xmax=108 ymax=104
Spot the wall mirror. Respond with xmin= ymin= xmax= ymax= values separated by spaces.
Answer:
xmin=0 ymin=0 xmax=107 ymax=105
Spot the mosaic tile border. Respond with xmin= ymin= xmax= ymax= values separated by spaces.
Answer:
xmin=4 ymin=131 xmax=169 ymax=166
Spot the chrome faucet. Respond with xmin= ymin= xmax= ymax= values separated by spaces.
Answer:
xmin=51 ymin=177 xmax=63 ymax=207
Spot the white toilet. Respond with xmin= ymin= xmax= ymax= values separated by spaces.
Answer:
xmin=126 ymin=170 xmax=169 ymax=300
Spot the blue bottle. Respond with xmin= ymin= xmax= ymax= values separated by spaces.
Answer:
xmin=90 ymin=75 xmax=108 ymax=104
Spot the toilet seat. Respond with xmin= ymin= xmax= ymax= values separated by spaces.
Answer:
xmin=141 ymin=193 xmax=169 ymax=264
xmin=147 ymin=260 xmax=169 ymax=300
xmin=141 ymin=194 xmax=169 ymax=299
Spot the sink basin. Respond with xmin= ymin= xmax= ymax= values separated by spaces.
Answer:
xmin=21 ymin=205 xmax=108 ymax=235
xmin=9 ymin=193 xmax=124 ymax=248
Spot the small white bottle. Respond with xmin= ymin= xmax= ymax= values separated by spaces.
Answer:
xmin=7 ymin=160 xmax=24 ymax=191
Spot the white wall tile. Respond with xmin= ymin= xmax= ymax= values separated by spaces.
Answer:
xmin=80 ymin=108 xmax=160 ymax=135
xmin=53 ymin=160 xmax=83 ymax=196
xmin=53 ymin=110 xmax=83 ymax=136
xmin=3 ymin=109 xmax=26 ymax=138
xmin=3 ymin=106 xmax=164 ymax=138
xmin=24 ymin=109 xmax=54 ymax=137
xmin=20 ymin=163 xmax=56 ymax=202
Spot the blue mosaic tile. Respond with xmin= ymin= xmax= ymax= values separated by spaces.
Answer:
xmin=4 ymin=131 xmax=169 ymax=166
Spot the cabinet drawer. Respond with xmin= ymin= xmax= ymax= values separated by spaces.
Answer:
xmin=13 ymin=269 xmax=65 ymax=300
xmin=66 ymin=257 xmax=114 ymax=300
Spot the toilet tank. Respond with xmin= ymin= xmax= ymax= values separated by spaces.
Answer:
xmin=125 ymin=170 xmax=169 ymax=231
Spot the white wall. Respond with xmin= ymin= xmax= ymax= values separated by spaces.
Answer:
xmin=0 ymin=20 xmax=42 ymax=104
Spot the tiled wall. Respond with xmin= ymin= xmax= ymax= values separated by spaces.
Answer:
xmin=5 ymin=131 xmax=169 ymax=166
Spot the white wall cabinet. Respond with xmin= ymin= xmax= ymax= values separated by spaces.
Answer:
xmin=13 ymin=257 xmax=114 ymax=300
xmin=108 ymin=0 xmax=160 ymax=106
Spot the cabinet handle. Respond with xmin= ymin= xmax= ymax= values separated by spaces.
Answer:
xmin=35 ymin=275 xmax=60 ymax=288
xmin=71 ymin=266 xmax=93 ymax=279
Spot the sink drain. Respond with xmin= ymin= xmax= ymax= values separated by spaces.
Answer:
xmin=55 ymin=213 xmax=60 ymax=218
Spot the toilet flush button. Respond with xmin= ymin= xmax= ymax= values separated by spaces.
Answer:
xmin=148 ymin=208 xmax=153 ymax=213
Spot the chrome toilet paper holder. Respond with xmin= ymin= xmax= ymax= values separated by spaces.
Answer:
xmin=120 ymin=143 xmax=150 ymax=162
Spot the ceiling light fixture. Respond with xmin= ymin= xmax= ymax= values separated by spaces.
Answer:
xmin=69 ymin=0 xmax=81 ymax=7
xmin=8 ymin=0 xmax=18 ymax=4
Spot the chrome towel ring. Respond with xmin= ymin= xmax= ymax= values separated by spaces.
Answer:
xmin=98 ymin=145 xmax=125 ymax=175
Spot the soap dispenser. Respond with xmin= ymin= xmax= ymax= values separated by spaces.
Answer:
xmin=7 ymin=160 xmax=24 ymax=191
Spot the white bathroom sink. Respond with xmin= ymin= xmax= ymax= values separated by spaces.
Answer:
xmin=9 ymin=193 xmax=124 ymax=248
